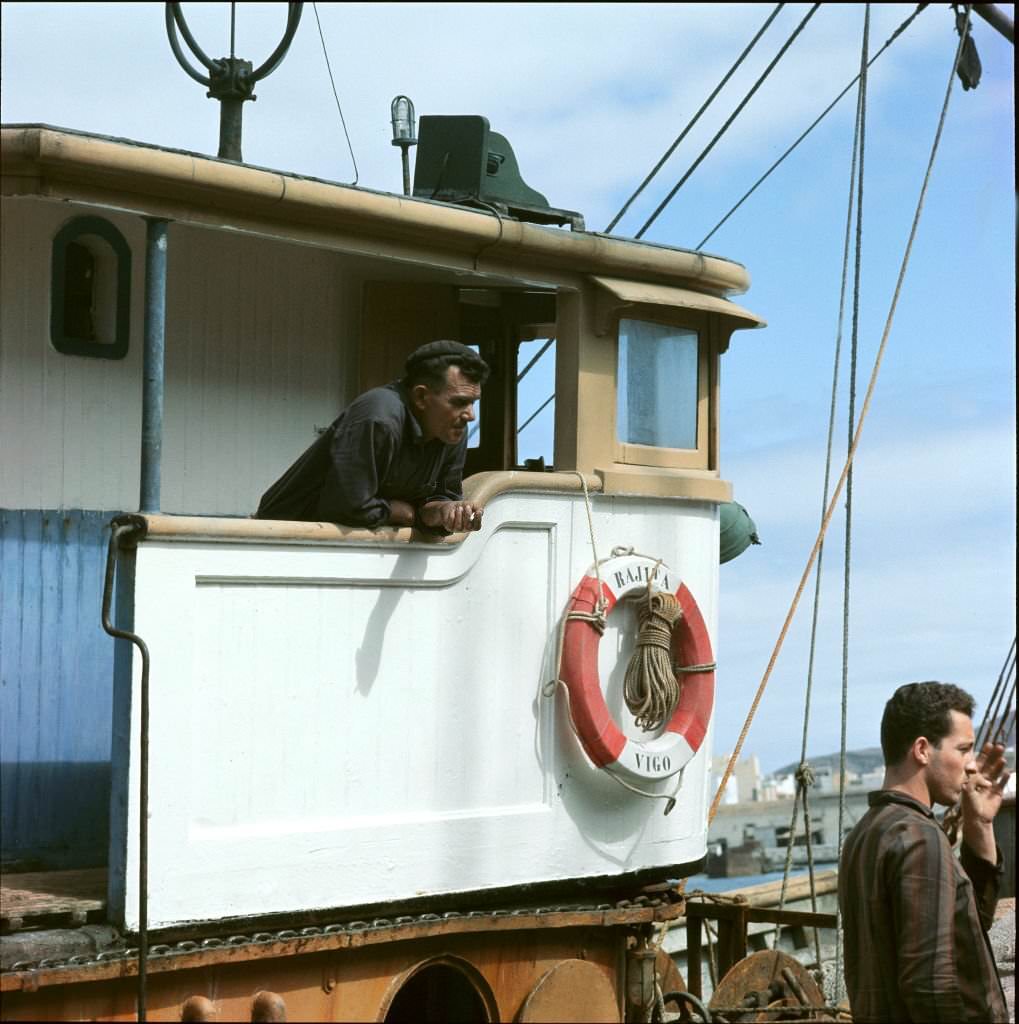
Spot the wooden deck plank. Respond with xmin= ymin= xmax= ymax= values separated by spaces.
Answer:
xmin=0 ymin=868 xmax=107 ymax=920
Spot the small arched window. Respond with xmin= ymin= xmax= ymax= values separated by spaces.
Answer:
xmin=50 ymin=216 xmax=131 ymax=359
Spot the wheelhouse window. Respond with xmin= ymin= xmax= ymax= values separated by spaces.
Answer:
xmin=516 ymin=336 xmax=555 ymax=469
xmin=617 ymin=318 xmax=699 ymax=450
xmin=50 ymin=215 xmax=132 ymax=359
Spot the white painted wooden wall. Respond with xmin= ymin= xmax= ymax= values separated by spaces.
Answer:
xmin=0 ymin=196 xmax=357 ymax=515
xmin=112 ymin=492 xmax=719 ymax=929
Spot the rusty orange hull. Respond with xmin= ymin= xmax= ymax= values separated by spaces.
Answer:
xmin=1 ymin=902 xmax=684 ymax=1022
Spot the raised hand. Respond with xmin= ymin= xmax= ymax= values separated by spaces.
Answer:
xmin=963 ymin=741 xmax=1010 ymax=824
xmin=960 ymin=741 xmax=1009 ymax=863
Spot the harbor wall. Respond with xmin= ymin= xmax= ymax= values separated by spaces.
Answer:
xmin=708 ymin=790 xmax=871 ymax=866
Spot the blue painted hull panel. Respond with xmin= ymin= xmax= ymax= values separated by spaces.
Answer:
xmin=0 ymin=509 xmax=119 ymax=868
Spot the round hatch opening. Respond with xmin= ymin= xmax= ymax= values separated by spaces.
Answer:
xmin=382 ymin=956 xmax=495 ymax=1022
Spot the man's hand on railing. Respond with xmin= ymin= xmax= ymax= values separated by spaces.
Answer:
xmin=418 ymin=500 xmax=484 ymax=533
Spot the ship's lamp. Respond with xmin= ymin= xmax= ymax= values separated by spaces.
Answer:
xmin=391 ymin=95 xmax=417 ymax=196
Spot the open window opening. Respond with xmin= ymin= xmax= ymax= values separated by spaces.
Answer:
xmin=359 ymin=281 xmax=557 ymax=477
xmin=467 ymin=329 xmax=557 ymax=468
xmin=458 ymin=288 xmax=556 ymax=478
xmin=383 ymin=959 xmax=495 ymax=1023
xmin=515 ymin=335 xmax=556 ymax=471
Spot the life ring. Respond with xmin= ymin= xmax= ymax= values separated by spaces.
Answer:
xmin=559 ymin=554 xmax=715 ymax=782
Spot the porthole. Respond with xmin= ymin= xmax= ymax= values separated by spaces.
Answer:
xmin=50 ymin=215 xmax=131 ymax=359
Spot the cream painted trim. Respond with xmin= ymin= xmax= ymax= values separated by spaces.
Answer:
xmin=461 ymin=470 xmax=602 ymax=505
xmin=128 ymin=472 xmax=603 ymax=545
xmin=596 ymin=466 xmax=732 ymax=503
xmin=122 ymin=465 xmax=729 ymax=544
xmin=591 ymin=275 xmax=765 ymax=338
xmin=2 ymin=127 xmax=751 ymax=295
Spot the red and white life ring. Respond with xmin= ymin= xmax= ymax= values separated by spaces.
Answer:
xmin=559 ymin=554 xmax=715 ymax=782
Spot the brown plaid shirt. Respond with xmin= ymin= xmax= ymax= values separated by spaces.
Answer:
xmin=839 ymin=790 xmax=1007 ymax=1023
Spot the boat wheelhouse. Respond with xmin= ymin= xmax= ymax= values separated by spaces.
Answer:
xmin=1 ymin=122 xmax=764 ymax=1021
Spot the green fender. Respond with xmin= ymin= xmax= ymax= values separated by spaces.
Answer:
xmin=719 ymin=501 xmax=761 ymax=564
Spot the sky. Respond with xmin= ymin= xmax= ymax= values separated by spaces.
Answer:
xmin=2 ymin=2 xmax=1015 ymax=772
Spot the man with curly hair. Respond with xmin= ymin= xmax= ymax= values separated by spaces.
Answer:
xmin=839 ymin=681 xmax=1010 ymax=1022
xmin=256 ymin=341 xmax=489 ymax=534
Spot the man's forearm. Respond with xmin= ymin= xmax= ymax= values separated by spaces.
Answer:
xmin=386 ymin=500 xmax=415 ymax=526
xmin=960 ymin=839 xmax=1003 ymax=933
xmin=961 ymin=821 xmax=997 ymax=865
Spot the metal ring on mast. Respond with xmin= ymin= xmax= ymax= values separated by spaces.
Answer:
xmin=165 ymin=3 xmax=217 ymax=83
xmin=163 ymin=2 xmax=304 ymax=161
xmin=251 ymin=3 xmax=304 ymax=80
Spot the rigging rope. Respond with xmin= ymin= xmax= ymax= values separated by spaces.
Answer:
xmin=707 ymin=5 xmax=974 ymax=836
xmin=976 ymin=638 xmax=1017 ymax=741
xmin=982 ymin=642 xmax=1017 ymax=747
xmin=522 ymin=7 xmax=929 ymax=512
xmin=942 ymin=638 xmax=1016 ymax=843
xmin=312 ymin=2 xmax=359 ymax=185
xmin=517 ymin=392 xmax=556 ymax=436
xmin=696 ymin=4 xmax=929 ymax=250
xmin=604 ymin=3 xmax=785 ymax=233
xmin=775 ymin=18 xmax=872 ymax=977
xmin=834 ymin=6 xmax=871 ymax=1001
xmin=635 ymin=3 xmax=821 ymax=239
xmin=775 ymin=9 xmax=866 ymax=958
xmin=517 ymin=337 xmax=555 ymax=384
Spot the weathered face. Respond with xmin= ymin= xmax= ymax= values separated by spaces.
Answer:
xmin=925 ymin=710 xmax=978 ymax=807
xmin=412 ymin=365 xmax=481 ymax=444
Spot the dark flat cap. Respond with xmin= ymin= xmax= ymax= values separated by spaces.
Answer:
xmin=405 ymin=340 xmax=479 ymax=375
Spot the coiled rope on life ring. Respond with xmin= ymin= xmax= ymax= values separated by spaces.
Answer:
xmin=624 ymin=561 xmax=719 ymax=732
xmin=555 ymin=552 xmax=716 ymax=787
xmin=546 ymin=476 xmax=716 ymax=812
xmin=625 ymin=564 xmax=684 ymax=732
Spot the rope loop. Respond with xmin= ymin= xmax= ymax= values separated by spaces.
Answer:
xmin=795 ymin=761 xmax=816 ymax=790
xmin=567 ymin=606 xmax=608 ymax=635
xmin=685 ymin=889 xmax=750 ymax=907
xmin=606 ymin=765 xmax=683 ymax=814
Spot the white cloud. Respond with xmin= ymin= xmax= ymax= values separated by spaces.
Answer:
xmin=2 ymin=2 xmax=987 ymax=227
xmin=728 ymin=411 xmax=1016 ymax=534
xmin=717 ymin=409 xmax=1016 ymax=770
